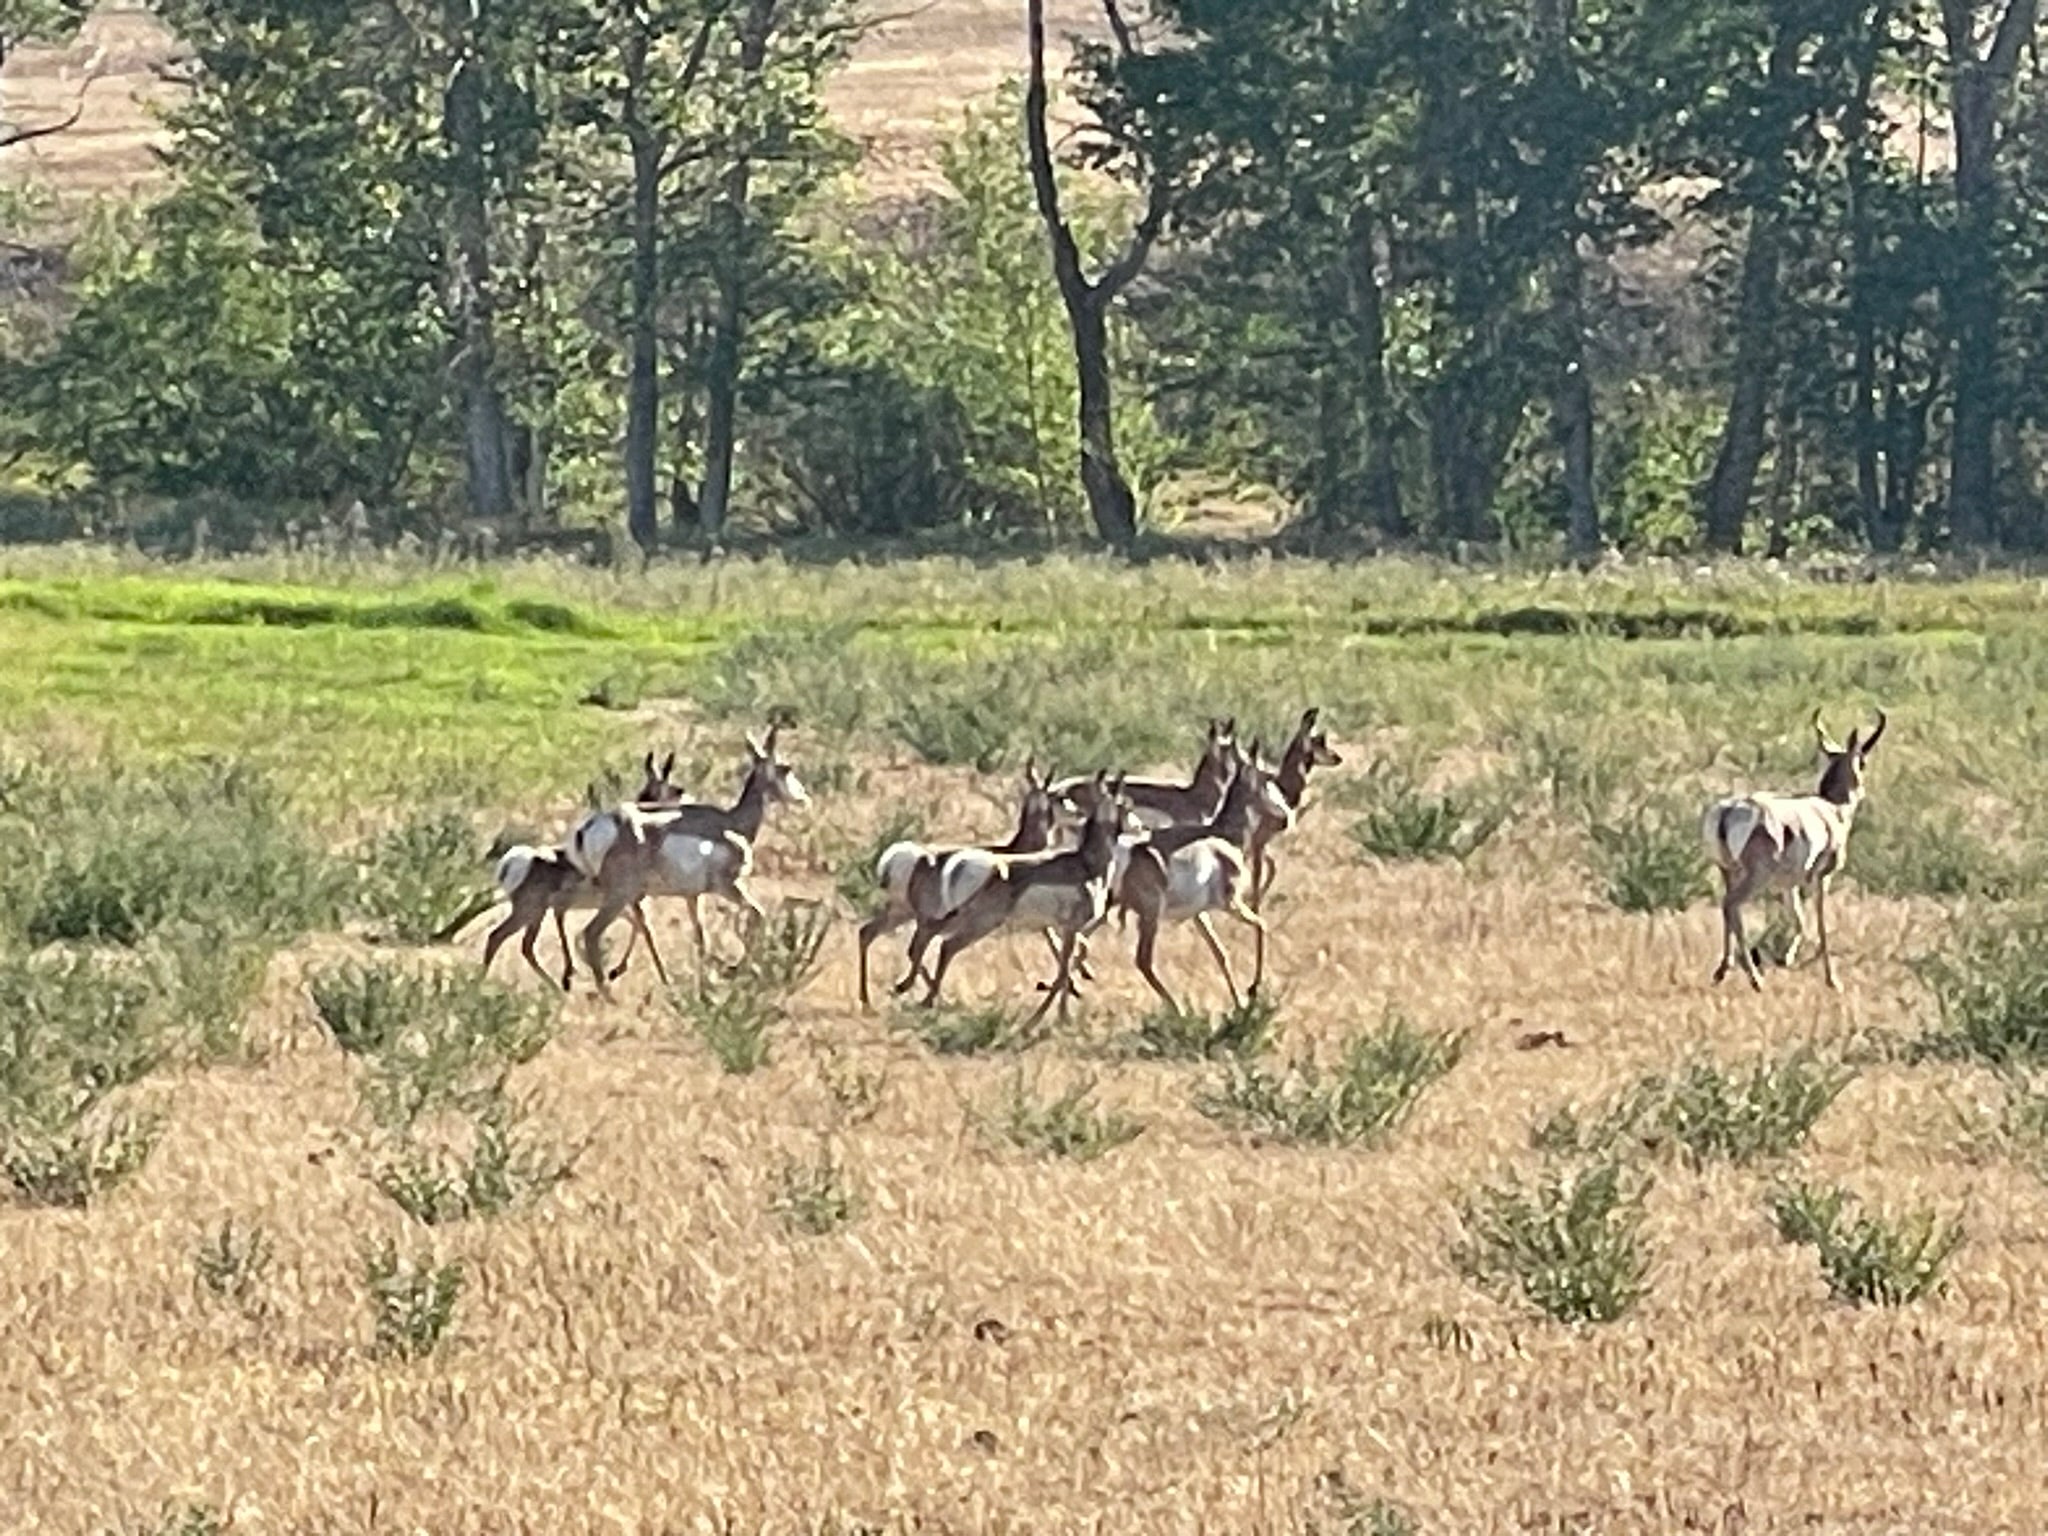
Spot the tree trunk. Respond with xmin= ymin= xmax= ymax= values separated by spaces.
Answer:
xmin=1345 ymin=205 xmax=1405 ymax=536
xmin=623 ymin=31 xmax=662 ymax=555
xmin=695 ymin=0 xmax=777 ymax=543
xmin=1072 ymin=293 xmax=1139 ymax=547
xmin=1700 ymin=204 xmax=1784 ymax=553
xmin=1552 ymin=246 xmax=1600 ymax=562
xmin=1848 ymin=0 xmax=1892 ymax=547
xmin=441 ymin=0 xmax=516 ymax=522
xmin=1939 ymin=0 xmax=2039 ymax=548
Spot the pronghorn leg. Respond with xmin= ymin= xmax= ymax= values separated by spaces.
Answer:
xmin=552 ymin=907 xmax=576 ymax=991
xmin=857 ymin=907 xmax=910 ymax=1011
xmin=482 ymin=902 xmax=535 ymax=984
xmin=894 ymin=918 xmax=938 ymax=998
xmin=1027 ymin=929 xmax=1082 ymax=1026
xmin=1046 ymin=925 xmax=1096 ymax=983
xmin=1132 ymin=909 xmax=1180 ymax=1014
xmin=624 ymin=900 xmax=670 ymax=988
xmin=919 ymin=900 xmax=1009 ymax=1010
xmin=1723 ymin=873 xmax=1765 ymax=991
xmin=1711 ymin=870 xmax=1739 ymax=984
xmin=1192 ymin=913 xmax=1244 ymax=1010
xmin=605 ymin=909 xmax=642 ymax=982
xmin=579 ymin=893 xmax=636 ymax=1004
xmin=1781 ymin=888 xmax=1806 ymax=971
xmin=685 ymin=896 xmax=711 ymax=986
xmin=1814 ymin=877 xmax=1840 ymax=992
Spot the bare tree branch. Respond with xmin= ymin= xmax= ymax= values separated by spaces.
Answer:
xmin=1987 ymin=0 xmax=2040 ymax=76
xmin=1100 ymin=0 xmax=1139 ymax=58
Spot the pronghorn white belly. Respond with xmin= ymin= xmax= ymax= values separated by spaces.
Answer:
xmin=1705 ymin=794 xmax=1845 ymax=887
xmin=1160 ymin=840 xmax=1240 ymax=924
xmin=647 ymin=831 xmax=750 ymax=897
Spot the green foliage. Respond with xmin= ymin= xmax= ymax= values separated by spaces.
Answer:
xmin=105 ymin=1505 xmax=231 ymax=1536
xmin=769 ymin=1145 xmax=863 ymax=1237
xmin=672 ymin=976 xmax=781 ymax=1076
xmin=151 ymin=923 xmax=274 ymax=1067
xmin=193 ymin=1216 xmax=273 ymax=1312
xmin=1120 ymin=992 xmax=1282 ymax=1061
xmin=1 ymin=1097 xmax=165 ymax=1209
xmin=371 ymin=1089 xmax=577 ymax=1226
xmin=1767 ymin=1182 xmax=1964 ymax=1307
xmin=1589 ymin=802 xmax=1711 ymax=913
xmin=1346 ymin=761 xmax=1511 ymax=865
xmin=1452 ymin=1161 xmax=1652 ymax=1325
xmin=978 ymin=1070 xmax=1145 ymax=1162
xmin=897 ymin=1001 xmax=1044 ymax=1058
xmin=1912 ymin=907 xmax=2048 ymax=1066
xmin=363 ymin=1239 xmax=465 ymax=1360
xmin=724 ymin=900 xmax=833 ymax=996
xmin=0 ymin=948 xmax=163 ymax=1107
xmin=1533 ymin=1048 xmax=1853 ymax=1167
xmin=835 ymin=807 xmax=925 ymax=910
xmin=355 ymin=807 xmax=486 ymax=944
xmin=1195 ymin=1014 xmax=1464 ymax=1147
xmin=1851 ymin=801 xmax=2033 ymax=901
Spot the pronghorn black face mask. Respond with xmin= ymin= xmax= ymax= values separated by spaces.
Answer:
xmin=1814 ymin=709 xmax=1887 ymax=807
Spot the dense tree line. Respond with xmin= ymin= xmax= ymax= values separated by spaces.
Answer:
xmin=1 ymin=0 xmax=2045 ymax=556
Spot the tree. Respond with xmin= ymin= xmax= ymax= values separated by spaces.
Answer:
xmin=1025 ymin=0 xmax=1172 ymax=551
xmin=1938 ymin=0 xmax=2040 ymax=546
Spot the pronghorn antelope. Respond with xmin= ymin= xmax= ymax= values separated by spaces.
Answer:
xmin=1703 ymin=708 xmax=1887 ymax=992
xmin=1116 ymin=738 xmax=1293 ymax=1012
xmin=1051 ymin=717 xmax=1236 ymax=830
xmin=1243 ymin=708 xmax=1342 ymax=986
xmin=856 ymin=759 xmax=1061 ymax=1010
xmin=914 ymin=777 xmax=1129 ymax=1023
xmin=434 ymin=753 xmax=685 ymax=991
xmin=570 ymin=726 xmax=811 ymax=1000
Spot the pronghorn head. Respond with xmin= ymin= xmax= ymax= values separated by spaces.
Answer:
xmin=635 ymin=751 xmax=684 ymax=808
xmin=745 ymin=723 xmax=810 ymax=809
xmin=1277 ymin=707 xmax=1343 ymax=804
xmin=1195 ymin=717 xmax=1238 ymax=790
xmin=1242 ymin=738 xmax=1296 ymax=832
xmin=1813 ymin=708 xmax=1887 ymax=807
xmin=1016 ymin=756 xmax=1060 ymax=844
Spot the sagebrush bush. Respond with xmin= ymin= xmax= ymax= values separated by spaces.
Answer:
xmin=724 ymin=899 xmax=833 ymax=995
xmin=363 ymin=1239 xmax=464 ymax=1359
xmin=816 ymin=1044 xmax=888 ymax=1128
xmin=897 ymin=1001 xmax=1044 ymax=1056
xmin=770 ymin=1145 xmax=863 ymax=1236
xmin=354 ymin=805 xmax=485 ymax=943
xmin=1912 ymin=907 xmax=2048 ymax=1065
xmin=150 ymin=923 xmax=273 ymax=1066
xmin=1589 ymin=803 xmax=1710 ymax=913
xmin=3 ymin=756 xmax=344 ymax=947
xmin=193 ymin=1216 xmax=273 ymax=1311
xmin=978 ymin=1070 xmax=1145 ymax=1161
xmin=1 ymin=1097 xmax=165 ymax=1208
xmin=1452 ymin=1160 xmax=1651 ymax=1324
xmin=0 ymin=948 xmax=163 ymax=1107
xmin=671 ymin=977 xmax=781 ymax=1075
xmin=1533 ymin=1047 xmax=1853 ymax=1167
xmin=1345 ymin=760 xmax=1511 ymax=865
xmin=1767 ymin=1182 xmax=1964 ymax=1306
xmin=1196 ymin=1014 xmax=1463 ymax=1146
xmin=372 ymin=1090 xmax=577 ymax=1225
xmin=309 ymin=960 xmax=556 ymax=1081
xmin=1120 ymin=992 xmax=1282 ymax=1062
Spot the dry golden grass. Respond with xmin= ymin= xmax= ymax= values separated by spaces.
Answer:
xmin=4 ymin=738 xmax=2043 ymax=1534
xmin=0 ymin=2 xmax=1109 ymax=205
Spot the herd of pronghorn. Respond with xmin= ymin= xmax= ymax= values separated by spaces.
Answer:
xmin=439 ymin=704 xmax=1889 ymax=1015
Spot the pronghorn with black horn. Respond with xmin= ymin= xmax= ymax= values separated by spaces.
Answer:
xmin=1703 ymin=707 xmax=1887 ymax=992
xmin=914 ymin=775 xmax=1130 ymax=1024
xmin=1242 ymin=708 xmax=1343 ymax=986
xmin=433 ymin=753 xmax=685 ymax=991
xmin=570 ymin=725 xmax=811 ymax=1000
xmin=1051 ymin=717 xmax=1236 ymax=831
xmin=1116 ymin=737 xmax=1294 ymax=1013
xmin=856 ymin=759 xmax=1061 ymax=1010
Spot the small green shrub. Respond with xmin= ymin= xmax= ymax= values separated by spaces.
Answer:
xmin=1533 ymin=1048 xmax=1853 ymax=1168
xmin=816 ymin=1044 xmax=888 ymax=1128
xmin=363 ymin=1239 xmax=464 ymax=1359
xmin=1195 ymin=1014 xmax=1464 ymax=1146
xmin=672 ymin=977 xmax=781 ymax=1075
xmin=0 ymin=949 xmax=162 ymax=1106
xmin=309 ymin=959 xmax=556 ymax=1069
xmin=1346 ymin=760 xmax=1510 ymax=865
xmin=371 ymin=1090 xmax=576 ymax=1225
xmin=835 ymin=808 xmax=925 ymax=911
xmin=770 ymin=1145 xmax=863 ymax=1236
xmin=1767 ymin=1182 xmax=1964 ymax=1306
xmin=2 ymin=1098 xmax=165 ymax=1208
xmin=1852 ymin=803 xmax=2031 ymax=902
xmin=1589 ymin=803 xmax=1710 ymax=913
xmin=194 ymin=1216 xmax=273 ymax=1311
xmin=108 ymin=1504 xmax=231 ymax=1536
xmin=978 ymin=1070 xmax=1145 ymax=1161
xmin=355 ymin=806 xmax=485 ymax=943
xmin=152 ymin=924 xmax=273 ymax=1066
xmin=724 ymin=899 xmax=833 ymax=995
xmin=1121 ymin=992 xmax=1282 ymax=1061
xmin=1452 ymin=1160 xmax=1651 ymax=1324
xmin=1912 ymin=907 xmax=2048 ymax=1066
xmin=897 ymin=1001 xmax=1044 ymax=1057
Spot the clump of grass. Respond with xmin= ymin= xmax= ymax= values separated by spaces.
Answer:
xmin=834 ymin=807 xmax=925 ymax=911
xmin=371 ymin=1089 xmax=578 ymax=1225
xmin=363 ymin=1239 xmax=464 ymax=1359
xmin=1346 ymin=760 xmax=1510 ymax=865
xmin=1767 ymin=1181 xmax=1965 ymax=1306
xmin=770 ymin=1145 xmax=863 ymax=1236
xmin=151 ymin=923 xmax=273 ymax=1066
xmin=670 ymin=976 xmax=781 ymax=1075
xmin=1589 ymin=803 xmax=1710 ymax=913
xmin=978 ymin=1070 xmax=1145 ymax=1161
xmin=1120 ymin=992 xmax=1282 ymax=1061
xmin=724 ymin=899 xmax=832 ymax=995
xmin=1452 ymin=1160 xmax=1651 ymax=1324
xmin=194 ymin=1216 xmax=273 ymax=1312
xmin=1911 ymin=906 xmax=2048 ymax=1066
xmin=816 ymin=1044 xmax=888 ymax=1128
xmin=1533 ymin=1047 xmax=1853 ymax=1167
xmin=1195 ymin=1013 xmax=1464 ymax=1146
xmin=1852 ymin=802 xmax=2031 ymax=901
xmin=354 ymin=805 xmax=484 ymax=943
xmin=113 ymin=1504 xmax=231 ymax=1536
xmin=1 ymin=1096 xmax=166 ymax=1208
xmin=0 ymin=948 xmax=163 ymax=1105
xmin=897 ymin=1001 xmax=1044 ymax=1057
xmin=309 ymin=961 xmax=556 ymax=1109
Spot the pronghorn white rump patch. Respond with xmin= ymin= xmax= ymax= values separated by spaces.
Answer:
xmin=493 ymin=846 xmax=540 ymax=898
xmin=566 ymin=812 xmax=621 ymax=880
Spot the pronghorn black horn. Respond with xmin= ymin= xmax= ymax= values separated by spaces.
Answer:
xmin=1862 ymin=709 xmax=1887 ymax=756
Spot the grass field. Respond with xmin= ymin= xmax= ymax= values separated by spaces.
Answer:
xmin=4 ymin=549 xmax=2048 ymax=1533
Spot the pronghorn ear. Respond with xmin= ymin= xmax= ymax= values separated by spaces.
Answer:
xmin=1299 ymin=707 xmax=1319 ymax=733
